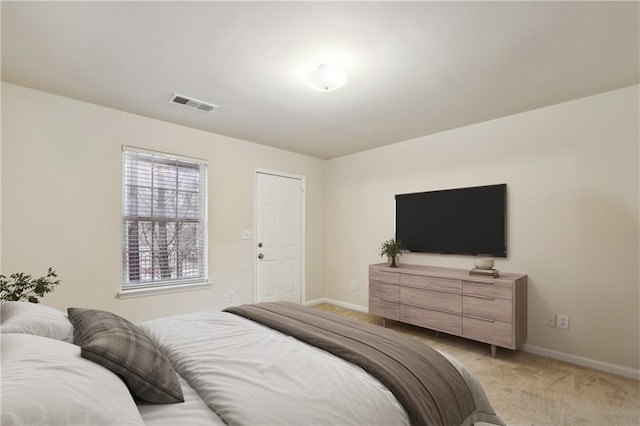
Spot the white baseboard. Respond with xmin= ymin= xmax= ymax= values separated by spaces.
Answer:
xmin=304 ymin=298 xmax=369 ymax=313
xmin=521 ymin=344 xmax=639 ymax=380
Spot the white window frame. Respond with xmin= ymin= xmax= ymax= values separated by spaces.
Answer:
xmin=119 ymin=146 xmax=209 ymax=298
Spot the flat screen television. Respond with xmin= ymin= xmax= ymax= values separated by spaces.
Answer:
xmin=395 ymin=184 xmax=507 ymax=257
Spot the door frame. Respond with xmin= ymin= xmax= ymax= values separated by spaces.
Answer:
xmin=253 ymin=168 xmax=306 ymax=304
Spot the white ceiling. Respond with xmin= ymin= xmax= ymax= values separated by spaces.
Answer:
xmin=2 ymin=1 xmax=638 ymax=159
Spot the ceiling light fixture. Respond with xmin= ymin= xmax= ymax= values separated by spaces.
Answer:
xmin=305 ymin=64 xmax=348 ymax=92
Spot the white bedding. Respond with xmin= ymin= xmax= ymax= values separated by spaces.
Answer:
xmin=1 ymin=301 xmax=502 ymax=425
xmin=137 ymin=376 xmax=227 ymax=425
xmin=140 ymin=310 xmax=410 ymax=426
xmin=1 ymin=334 xmax=145 ymax=426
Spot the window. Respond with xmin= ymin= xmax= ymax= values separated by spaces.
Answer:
xmin=122 ymin=146 xmax=208 ymax=290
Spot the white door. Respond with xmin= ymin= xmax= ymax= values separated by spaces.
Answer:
xmin=255 ymin=172 xmax=303 ymax=304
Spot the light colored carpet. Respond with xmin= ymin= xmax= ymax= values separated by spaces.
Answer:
xmin=312 ymin=303 xmax=640 ymax=426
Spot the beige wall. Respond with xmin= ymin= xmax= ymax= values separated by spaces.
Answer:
xmin=2 ymin=82 xmax=638 ymax=375
xmin=1 ymin=82 xmax=325 ymax=322
xmin=325 ymin=85 xmax=639 ymax=372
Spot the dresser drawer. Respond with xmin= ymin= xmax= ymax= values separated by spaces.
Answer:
xmin=463 ymin=280 xmax=512 ymax=300
xmin=369 ymin=297 xmax=400 ymax=320
xmin=400 ymin=305 xmax=462 ymax=335
xmin=463 ymin=317 xmax=513 ymax=348
xmin=463 ymin=295 xmax=512 ymax=323
xmin=370 ymin=268 xmax=400 ymax=284
xmin=401 ymin=287 xmax=461 ymax=313
xmin=401 ymin=274 xmax=462 ymax=292
xmin=370 ymin=281 xmax=400 ymax=302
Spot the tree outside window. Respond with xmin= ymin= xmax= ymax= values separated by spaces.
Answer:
xmin=122 ymin=147 xmax=207 ymax=288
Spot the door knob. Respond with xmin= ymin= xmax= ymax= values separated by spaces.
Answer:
xmin=258 ymin=242 xmax=263 ymax=248
xmin=258 ymin=253 xmax=264 ymax=260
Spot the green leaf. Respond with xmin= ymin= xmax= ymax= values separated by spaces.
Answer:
xmin=0 ymin=268 xmax=61 ymax=303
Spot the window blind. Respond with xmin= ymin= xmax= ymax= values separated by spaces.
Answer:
xmin=122 ymin=147 xmax=208 ymax=288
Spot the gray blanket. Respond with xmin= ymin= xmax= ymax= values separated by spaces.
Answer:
xmin=224 ymin=302 xmax=477 ymax=426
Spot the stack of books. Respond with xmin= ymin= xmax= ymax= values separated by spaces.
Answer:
xmin=468 ymin=268 xmax=500 ymax=278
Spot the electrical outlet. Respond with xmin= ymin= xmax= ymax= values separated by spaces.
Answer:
xmin=545 ymin=313 xmax=556 ymax=327
xmin=557 ymin=314 xmax=570 ymax=330
xmin=350 ymin=281 xmax=357 ymax=291
xmin=227 ymin=291 xmax=236 ymax=302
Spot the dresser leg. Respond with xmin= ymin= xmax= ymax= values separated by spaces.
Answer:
xmin=382 ymin=318 xmax=386 ymax=328
xmin=491 ymin=345 xmax=497 ymax=358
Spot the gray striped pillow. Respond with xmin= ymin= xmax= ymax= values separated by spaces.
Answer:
xmin=68 ymin=307 xmax=184 ymax=404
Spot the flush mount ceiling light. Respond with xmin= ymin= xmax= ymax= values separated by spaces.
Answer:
xmin=305 ymin=64 xmax=348 ymax=92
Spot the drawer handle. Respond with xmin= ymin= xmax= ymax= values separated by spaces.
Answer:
xmin=465 ymin=294 xmax=495 ymax=301
xmin=403 ymin=302 xmax=458 ymax=316
xmin=466 ymin=281 xmax=495 ymax=286
xmin=464 ymin=314 xmax=495 ymax=323
xmin=401 ymin=283 xmax=462 ymax=295
xmin=373 ymin=280 xmax=399 ymax=285
xmin=379 ymin=297 xmax=399 ymax=303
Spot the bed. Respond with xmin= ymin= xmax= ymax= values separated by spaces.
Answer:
xmin=1 ymin=300 xmax=505 ymax=426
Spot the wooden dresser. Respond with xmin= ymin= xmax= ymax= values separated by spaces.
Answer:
xmin=369 ymin=263 xmax=527 ymax=356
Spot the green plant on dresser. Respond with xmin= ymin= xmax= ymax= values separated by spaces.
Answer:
xmin=379 ymin=239 xmax=404 ymax=267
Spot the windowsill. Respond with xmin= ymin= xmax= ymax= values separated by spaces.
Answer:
xmin=117 ymin=281 xmax=212 ymax=299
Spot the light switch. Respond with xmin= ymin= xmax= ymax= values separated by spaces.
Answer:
xmin=241 ymin=229 xmax=251 ymax=240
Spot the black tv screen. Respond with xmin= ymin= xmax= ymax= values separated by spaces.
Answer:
xmin=395 ymin=184 xmax=507 ymax=257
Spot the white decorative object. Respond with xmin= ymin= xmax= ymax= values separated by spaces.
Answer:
xmin=474 ymin=258 xmax=495 ymax=270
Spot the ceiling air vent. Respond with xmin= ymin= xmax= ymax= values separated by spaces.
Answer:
xmin=169 ymin=93 xmax=218 ymax=112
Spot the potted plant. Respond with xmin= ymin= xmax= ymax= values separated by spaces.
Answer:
xmin=380 ymin=239 xmax=404 ymax=268
xmin=0 ymin=267 xmax=60 ymax=303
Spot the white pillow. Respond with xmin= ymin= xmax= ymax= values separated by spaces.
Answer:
xmin=1 ymin=301 xmax=73 ymax=342
xmin=1 ymin=333 xmax=145 ymax=426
